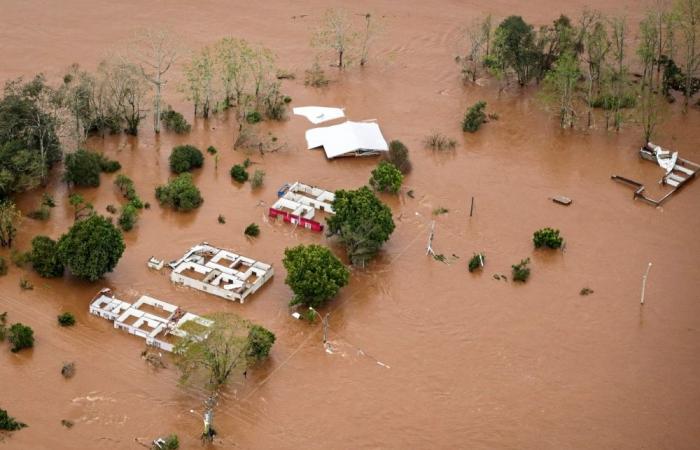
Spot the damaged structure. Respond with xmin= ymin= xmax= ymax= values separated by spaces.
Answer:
xmin=293 ymin=106 xmax=345 ymax=124
xmin=305 ymin=120 xmax=388 ymax=159
xmin=269 ymin=182 xmax=335 ymax=232
xmin=89 ymin=288 xmax=213 ymax=352
xmin=168 ymin=243 xmax=273 ymax=303
xmin=612 ymin=142 xmax=699 ymax=206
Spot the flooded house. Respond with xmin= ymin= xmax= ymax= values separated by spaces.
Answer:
xmin=269 ymin=181 xmax=335 ymax=232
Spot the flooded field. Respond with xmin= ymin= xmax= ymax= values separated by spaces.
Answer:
xmin=1 ymin=0 xmax=699 ymax=448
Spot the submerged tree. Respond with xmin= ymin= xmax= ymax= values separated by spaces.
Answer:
xmin=102 ymin=60 xmax=150 ymax=135
xmin=542 ymin=52 xmax=581 ymax=128
xmin=155 ymin=173 xmax=203 ymax=211
xmin=326 ymin=186 xmax=395 ymax=267
xmin=675 ymin=0 xmax=700 ymax=111
xmin=182 ymin=46 xmax=216 ymax=118
xmin=582 ymin=15 xmax=610 ymax=128
xmin=359 ymin=13 xmax=381 ymax=66
xmin=369 ymin=160 xmax=404 ymax=194
xmin=30 ymin=235 xmax=64 ymax=278
xmin=492 ymin=16 xmax=538 ymax=86
xmin=460 ymin=15 xmax=493 ymax=82
xmin=283 ymin=244 xmax=350 ymax=308
xmin=313 ymin=8 xmax=357 ymax=68
xmin=174 ymin=313 xmax=275 ymax=442
xmin=0 ymin=200 xmax=22 ymax=248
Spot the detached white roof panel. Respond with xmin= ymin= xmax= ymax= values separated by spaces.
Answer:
xmin=293 ymin=106 xmax=345 ymax=124
xmin=305 ymin=121 xmax=389 ymax=159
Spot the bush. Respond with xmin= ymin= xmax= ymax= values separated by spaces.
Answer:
xmin=217 ymin=214 xmax=226 ymax=224
xmin=512 ymin=258 xmax=531 ymax=282
xmin=206 ymin=146 xmax=217 ymax=155
xmin=0 ymin=408 xmax=27 ymax=431
xmin=283 ymin=244 xmax=350 ymax=308
xmin=462 ymin=101 xmax=487 ymax=133
xmin=155 ymin=173 xmax=203 ymax=211
xmin=41 ymin=193 xmax=56 ymax=208
xmin=468 ymin=252 xmax=485 ymax=272
xmin=98 ymin=155 xmax=121 ymax=173
xmin=155 ymin=434 xmax=180 ymax=450
xmin=11 ymin=250 xmax=31 ymax=267
xmin=8 ymin=323 xmax=34 ymax=352
xmin=533 ymin=227 xmax=563 ymax=249
xmin=118 ymin=203 xmax=138 ymax=231
xmin=246 ymin=111 xmax=262 ymax=124
xmin=63 ymin=149 xmax=102 ymax=187
xmin=169 ymin=145 xmax=204 ymax=174
xmin=250 ymin=169 xmax=265 ymax=189
xmin=424 ymin=132 xmax=457 ymax=151
xmin=305 ymin=61 xmax=329 ymax=87
xmin=27 ymin=204 xmax=50 ymax=221
xmin=57 ymin=214 xmax=126 ymax=281
xmin=0 ymin=257 xmax=7 ymax=276
xmin=57 ymin=312 xmax=76 ymax=327
xmin=30 ymin=235 xmax=64 ymax=278
xmin=246 ymin=325 xmax=276 ymax=362
xmin=386 ymin=140 xmax=411 ymax=174
xmin=230 ymin=164 xmax=249 ymax=183
xmin=106 ymin=204 xmax=117 ymax=214
xmin=19 ymin=277 xmax=33 ymax=290
xmin=160 ymin=106 xmax=191 ymax=134
xmin=369 ymin=161 xmax=403 ymax=194
xmin=244 ymin=223 xmax=260 ymax=237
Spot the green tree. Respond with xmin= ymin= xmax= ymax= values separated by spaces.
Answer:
xmin=0 ymin=408 xmax=27 ymax=431
xmin=30 ymin=235 xmax=64 ymax=277
xmin=118 ymin=203 xmax=138 ymax=231
xmin=533 ymin=227 xmax=564 ymax=249
xmin=57 ymin=214 xmax=125 ymax=281
xmin=282 ymin=244 xmax=350 ymax=308
xmin=369 ymin=160 xmax=403 ymax=194
xmin=57 ymin=312 xmax=76 ymax=327
xmin=493 ymin=16 xmax=539 ymax=86
xmin=169 ymin=145 xmax=204 ymax=174
xmin=674 ymin=0 xmax=700 ymax=112
xmin=0 ymin=200 xmax=22 ymax=248
xmin=246 ymin=325 xmax=276 ymax=362
xmin=326 ymin=187 xmax=395 ymax=267
xmin=182 ymin=46 xmax=216 ymax=117
xmin=63 ymin=149 xmax=102 ymax=187
xmin=155 ymin=173 xmax=203 ymax=211
xmin=230 ymin=164 xmax=249 ymax=183
xmin=462 ymin=100 xmax=487 ymax=132
xmin=8 ymin=323 xmax=34 ymax=352
xmin=582 ymin=16 xmax=610 ymax=128
xmin=542 ymin=52 xmax=581 ymax=128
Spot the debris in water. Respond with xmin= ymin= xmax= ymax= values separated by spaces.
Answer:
xmin=61 ymin=362 xmax=76 ymax=379
xmin=580 ymin=287 xmax=594 ymax=296
xmin=61 ymin=419 xmax=74 ymax=428
xmin=552 ymin=196 xmax=572 ymax=206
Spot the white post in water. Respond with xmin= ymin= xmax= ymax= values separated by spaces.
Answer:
xmin=640 ymin=262 xmax=652 ymax=305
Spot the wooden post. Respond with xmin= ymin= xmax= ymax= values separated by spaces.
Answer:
xmin=640 ymin=262 xmax=652 ymax=305
xmin=469 ymin=197 xmax=475 ymax=217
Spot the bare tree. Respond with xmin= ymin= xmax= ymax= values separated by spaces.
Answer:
xmin=102 ymin=59 xmax=150 ymax=135
xmin=674 ymin=0 xmax=700 ymax=112
xmin=609 ymin=16 xmax=629 ymax=131
xmin=130 ymin=29 xmax=178 ymax=133
xmin=215 ymin=38 xmax=251 ymax=108
xmin=359 ymin=13 xmax=381 ymax=66
xmin=181 ymin=46 xmax=216 ymax=118
xmin=460 ymin=17 xmax=488 ymax=83
xmin=313 ymin=8 xmax=357 ymax=68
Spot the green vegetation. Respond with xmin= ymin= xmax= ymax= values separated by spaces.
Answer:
xmin=28 ymin=193 xmax=56 ymax=221
xmin=57 ymin=312 xmax=76 ymax=327
xmin=160 ymin=106 xmax=191 ymax=134
xmin=118 ymin=203 xmax=138 ymax=231
xmin=462 ymin=101 xmax=487 ymax=132
xmin=206 ymin=146 xmax=217 ymax=155
xmin=246 ymin=111 xmax=262 ymax=124
xmin=326 ymin=187 xmax=395 ymax=267
xmin=250 ymin=169 xmax=265 ymax=189
xmin=433 ymin=207 xmax=449 ymax=216
xmin=533 ymin=227 xmax=563 ymax=249
xmin=0 ymin=256 xmax=7 ymax=276
xmin=304 ymin=61 xmax=329 ymax=87
xmin=153 ymin=434 xmax=180 ymax=450
xmin=369 ymin=161 xmax=403 ymax=194
xmin=98 ymin=155 xmax=121 ymax=173
xmin=8 ymin=323 xmax=34 ymax=352
xmin=0 ymin=200 xmax=21 ymax=248
xmin=246 ymin=325 xmax=276 ymax=361
xmin=230 ymin=164 xmax=249 ymax=183
xmin=169 ymin=145 xmax=204 ymax=174
xmin=283 ymin=244 xmax=350 ymax=308
xmin=155 ymin=173 xmax=203 ymax=211
xmin=0 ymin=408 xmax=27 ymax=431
xmin=424 ymin=132 xmax=457 ymax=151
xmin=30 ymin=235 xmax=64 ymax=278
xmin=19 ymin=277 xmax=33 ymax=290
xmin=57 ymin=214 xmax=125 ymax=281
xmin=468 ymin=252 xmax=485 ymax=272
xmin=244 ymin=223 xmax=260 ymax=237
xmin=217 ymin=214 xmax=226 ymax=224
xmin=386 ymin=140 xmax=411 ymax=174
xmin=68 ymin=193 xmax=94 ymax=221
xmin=63 ymin=149 xmax=102 ymax=187
xmin=512 ymin=258 xmax=531 ymax=282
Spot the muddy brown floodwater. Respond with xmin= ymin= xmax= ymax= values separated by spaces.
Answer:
xmin=1 ymin=0 xmax=700 ymax=449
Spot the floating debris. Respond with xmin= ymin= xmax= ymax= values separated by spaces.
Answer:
xmin=552 ymin=196 xmax=572 ymax=206
xmin=580 ymin=287 xmax=594 ymax=296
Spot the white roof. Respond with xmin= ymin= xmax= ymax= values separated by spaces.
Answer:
xmin=305 ymin=121 xmax=389 ymax=159
xmin=293 ymin=106 xmax=345 ymax=124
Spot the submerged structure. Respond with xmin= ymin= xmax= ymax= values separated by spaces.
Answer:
xmin=168 ymin=243 xmax=273 ymax=303
xmin=89 ymin=288 xmax=213 ymax=352
xmin=269 ymin=181 xmax=335 ymax=232
xmin=305 ymin=120 xmax=388 ymax=159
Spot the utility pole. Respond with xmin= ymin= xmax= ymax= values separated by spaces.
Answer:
xmin=309 ymin=308 xmax=330 ymax=344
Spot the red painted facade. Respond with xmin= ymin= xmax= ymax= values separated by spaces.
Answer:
xmin=268 ymin=208 xmax=324 ymax=232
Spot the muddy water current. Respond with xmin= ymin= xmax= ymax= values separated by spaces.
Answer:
xmin=1 ymin=0 xmax=699 ymax=448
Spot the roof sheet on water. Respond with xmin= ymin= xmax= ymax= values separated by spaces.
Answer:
xmin=293 ymin=106 xmax=345 ymax=124
xmin=305 ymin=121 xmax=389 ymax=159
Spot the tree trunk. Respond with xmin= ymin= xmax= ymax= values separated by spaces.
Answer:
xmin=154 ymin=81 xmax=162 ymax=134
xmin=339 ymin=50 xmax=344 ymax=69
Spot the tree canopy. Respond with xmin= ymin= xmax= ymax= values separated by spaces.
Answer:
xmin=63 ymin=149 xmax=102 ymax=187
xmin=282 ymin=244 xmax=350 ymax=308
xmin=30 ymin=235 xmax=64 ymax=278
xmin=57 ymin=214 xmax=125 ymax=281
xmin=169 ymin=144 xmax=204 ymax=174
xmin=8 ymin=323 xmax=34 ymax=353
xmin=326 ymin=186 xmax=395 ymax=267
xmin=369 ymin=161 xmax=403 ymax=194
xmin=155 ymin=173 xmax=203 ymax=211
xmin=492 ymin=16 xmax=538 ymax=86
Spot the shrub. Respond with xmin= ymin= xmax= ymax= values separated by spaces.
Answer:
xmin=369 ymin=161 xmax=403 ymax=194
xmin=114 ymin=174 xmax=139 ymax=201
xmin=206 ymin=146 xmax=217 ymax=155
xmin=27 ymin=204 xmax=50 ymax=221
xmin=63 ymin=149 xmax=102 ymax=187
xmin=305 ymin=61 xmax=329 ymax=87
xmin=8 ymin=323 xmax=34 ymax=352
xmin=283 ymin=96 xmax=293 ymax=103
xmin=261 ymin=82 xmax=288 ymax=121
xmin=462 ymin=101 xmax=487 ymax=133
xmin=118 ymin=203 xmax=138 ymax=231
xmin=57 ymin=312 xmax=76 ymax=327
xmin=424 ymin=132 xmax=457 ymax=151
xmin=433 ymin=207 xmax=449 ymax=216
xmin=0 ymin=408 xmax=27 ymax=431
xmin=41 ymin=193 xmax=56 ymax=208
xmin=244 ymin=223 xmax=260 ymax=237
xmin=512 ymin=258 xmax=531 ymax=282
xmin=0 ymin=256 xmax=6 ymax=276
xmin=155 ymin=173 xmax=203 ymax=211
xmin=246 ymin=111 xmax=262 ymax=124
xmin=468 ymin=252 xmax=485 ymax=272
xmin=283 ymin=244 xmax=350 ymax=308
xmin=30 ymin=235 xmax=64 ymax=278
xmin=533 ymin=227 xmax=563 ymax=249
xmin=169 ymin=145 xmax=204 ymax=174
xmin=250 ymin=169 xmax=265 ymax=189
xmin=61 ymin=362 xmax=76 ymax=378
xmin=98 ymin=155 xmax=121 ymax=173
xmin=10 ymin=250 xmax=30 ymax=267
xmin=155 ymin=434 xmax=180 ymax=450
xmin=246 ymin=325 xmax=276 ymax=361
xmin=106 ymin=204 xmax=117 ymax=214
xmin=19 ymin=277 xmax=33 ymax=290
xmin=230 ymin=164 xmax=249 ymax=183
xmin=160 ymin=106 xmax=191 ymax=134
xmin=386 ymin=140 xmax=411 ymax=174
xmin=217 ymin=214 xmax=226 ymax=224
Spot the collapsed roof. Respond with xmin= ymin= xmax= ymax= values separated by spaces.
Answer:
xmin=305 ymin=121 xmax=389 ymax=159
xmin=293 ymin=106 xmax=345 ymax=124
